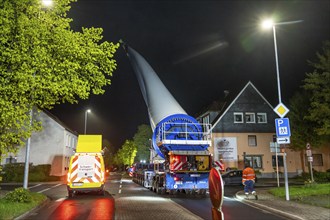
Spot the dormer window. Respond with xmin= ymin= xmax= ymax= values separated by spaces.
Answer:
xmin=234 ymin=112 xmax=244 ymax=123
xmin=245 ymin=112 xmax=255 ymax=123
xmin=257 ymin=113 xmax=267 ymax=123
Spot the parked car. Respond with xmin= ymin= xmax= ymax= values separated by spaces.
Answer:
xmin=221 ymin=170 xmax=257 ymax=186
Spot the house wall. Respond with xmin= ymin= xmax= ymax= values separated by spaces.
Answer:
xmin=1 ymin=111 xmax=77 ymax=176
xmin=211 ymin=132 xmax=329 ymax=177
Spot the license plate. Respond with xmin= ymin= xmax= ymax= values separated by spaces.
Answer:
xmin=72 ymin=182 xmax=83 ymax=186
xmin=175 ymin=181 xmax=183 ymax=184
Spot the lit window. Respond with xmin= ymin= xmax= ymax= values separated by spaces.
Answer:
xmin=245 ymin=113 xmax=255 ymax=123
xmin=272 ymin=155 xmax=284 ymax=167
xmin=257 ymin=113 xmax=267 ymax=123
xmin=248 ymin=135 xmax=257 ymax=146
xmin=245 ymin=155 xmax=263 ymax=169
xmin=234 ymin=112 xmax=244 ymax=123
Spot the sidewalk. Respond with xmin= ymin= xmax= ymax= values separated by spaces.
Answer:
xmin=236 ymin=189 xmax=330 ymax=220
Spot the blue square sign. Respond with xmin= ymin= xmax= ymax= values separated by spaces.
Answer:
xmin=275 ymin=118 xmax=291 ymax=137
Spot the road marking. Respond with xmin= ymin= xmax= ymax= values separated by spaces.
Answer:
xmin=235 ymin=197 xmax=304 ymax=220
xmin=38 ymin=188 xmax=51 ymax=193
xmin=28 ymin=184 xmax=42 ymax=189
xmin=55 ymin=198 xmax=66 ymax=202
xmin=224 ymin=196 xmax=237 ymax=201
xmin=51 ymin=184 xmax=62 ymax=188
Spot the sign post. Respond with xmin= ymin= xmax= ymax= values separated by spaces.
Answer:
xmin=275 ymin=118 xmax=291 ymax=201
xmin=306 ymin=143 xmax=314 ymax=182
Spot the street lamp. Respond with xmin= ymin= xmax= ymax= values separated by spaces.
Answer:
xmin=23 ymin=0 xmax=53 ymax=190
xmin=84 ymin=109 xmax=91 ymax=134
xmin=41 ymin=0 xmax=53 ymax=7
xmin=261 ymin=19 xmax=303 ymax=104
xmin=261 ymin=18 xmax=303 ymax=201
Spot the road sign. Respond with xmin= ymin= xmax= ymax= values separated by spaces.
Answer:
xmin=275 ymin=118 xmax=291 ymax=137
xmin=277 ymin=137 xmax=291 ymax=144
xmin=308 ymin=156 xmax=313 ymax=162
xmin=306 ymin=150 xmax=312 ymax=157
xmin=274 ymin=103 xmax=290 ymax=118
xmin=306 ymin=143 xmax=311 ymax=150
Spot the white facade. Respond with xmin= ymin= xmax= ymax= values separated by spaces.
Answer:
xmin=1 ymin=110 xmax=77 ymax=176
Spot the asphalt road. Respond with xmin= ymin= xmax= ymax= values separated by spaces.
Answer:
xmin=1 ymin=173 xmax=287 ymax=220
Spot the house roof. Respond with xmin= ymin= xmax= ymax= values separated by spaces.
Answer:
xmin=41 ymin=109 xmax=78 ymax=135
xmin=200 ymin=81 xmax=274 ymax=130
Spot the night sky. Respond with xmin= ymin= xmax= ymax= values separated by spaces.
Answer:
xmin=49 ymin=0 xmax=330 ymax=150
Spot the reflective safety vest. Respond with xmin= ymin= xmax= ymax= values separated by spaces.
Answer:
xmin=242 ymin=167 xmax=255 ymax=184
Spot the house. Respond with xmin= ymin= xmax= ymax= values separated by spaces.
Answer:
xmin=1 ymin=110 xmax=77 ymax=177
xmin=197 ymin=81 xmax=330 ymax=177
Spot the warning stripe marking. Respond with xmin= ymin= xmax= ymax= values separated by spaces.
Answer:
xmin=69 ymin=155 xmax=102 ymax=183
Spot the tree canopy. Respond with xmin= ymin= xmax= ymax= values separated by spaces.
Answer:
xmin=303 ymin=41 xmax=330 ymax=136
xmin=116 ymin=140 xmax=137 ymax=167
xmin=133 ymin=124 xmax=152 ymax=163
xmin=0 ymin=0 xmax=119 ymax=154
xmin=289 ymin=41 xmax=330 ymax=150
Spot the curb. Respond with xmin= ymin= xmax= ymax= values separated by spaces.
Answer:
xmin=14 ymin=197 xmax=51 ymax=220
xmin=235 ymin=191 xmax=304 ymax=220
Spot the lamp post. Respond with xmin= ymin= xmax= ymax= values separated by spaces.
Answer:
xmin=23 ymin=0 xmax=53 ymax=190
xmin=261 ymin=19 xmax=303 ymax=103
xmin=262 ymin=19 xmax=303 ymax=201
xmin=84 ymin=109 xmax=91 ymax=134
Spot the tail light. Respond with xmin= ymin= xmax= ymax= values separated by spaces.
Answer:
xmin=174 ymin=176 xmax=182 ymax=181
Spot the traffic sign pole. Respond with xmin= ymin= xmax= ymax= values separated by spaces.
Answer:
xmin=283 ymin=149 xmax=290 ymax=201
xmin=275 ymin=118 xmax=291 ymax=201
xmin=306 ymin=143 xmax=314 ymax=183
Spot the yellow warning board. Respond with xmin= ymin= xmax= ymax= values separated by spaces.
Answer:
xmin=76 ymin=135 xmax=102 ymax=153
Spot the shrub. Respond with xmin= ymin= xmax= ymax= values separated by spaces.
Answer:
xmin=4 ymin=187 xmax=32 ymax=203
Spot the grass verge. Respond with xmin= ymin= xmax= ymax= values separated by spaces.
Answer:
xmin=0 ymin=192 xmax=47 ymax=219
xmin=269 ymin=183 xmax=330 ymax=208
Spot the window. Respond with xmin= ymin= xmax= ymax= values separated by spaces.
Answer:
xmin=234 ymin=112 xmax=243 ymax=123
xmin=257 ymin=113 xmax=267 ymax=123
xmin=272 ymin=155 xmax=284 ymax=167
xmin=5 ymin=156 xmax=17 ymax=164
xmin=305 ymin=154 xmax=323 ymax=166
xmin=248 ymin=135 xmax=257 ymax=146
xmin=245 ymin=155 xmax=263 ymax=169
xmin=245 ymin=112 xmax=255 ymax=123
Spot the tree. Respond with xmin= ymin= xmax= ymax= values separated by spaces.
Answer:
xmin=0 ymin=0 xmax=119 ymax=154
xmin=303 ymin=41 xmax=330 ymax=136
xmin=288 ymin=41 xmax=330 ymax=172
xmin=133 ymin=124 xmax=152 ymax=163
xmin=116 ymin=140 xmax=137 ymax=167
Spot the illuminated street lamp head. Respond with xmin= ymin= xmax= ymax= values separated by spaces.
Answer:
xmin=262 ymin=19 xmax=274 ymax=29
xmin=41 ymin=0 xmax=53 ymax=7
xmin=87 ymin=109 xmax=91 ymax=113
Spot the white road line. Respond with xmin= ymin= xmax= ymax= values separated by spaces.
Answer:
xmin=51 ymin=183 xmax=62 ymax=188
xmin=28 ymin=184 xmax=42 ymax=189
xmin=55 ymin=198 xmax=66 ymax=202
xmin=38 ymin=188 xmax=51 ymax=193
xmin=119 ymin=189 xmax=121 ymax=194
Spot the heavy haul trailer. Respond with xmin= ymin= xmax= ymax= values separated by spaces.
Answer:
xmin=150 ymin=117 xmax=212 ymax=195
xmin=124 ymin=44 xmax=212 ymax=195
xmin=132 ymin=162 xmax=154 ymax=188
